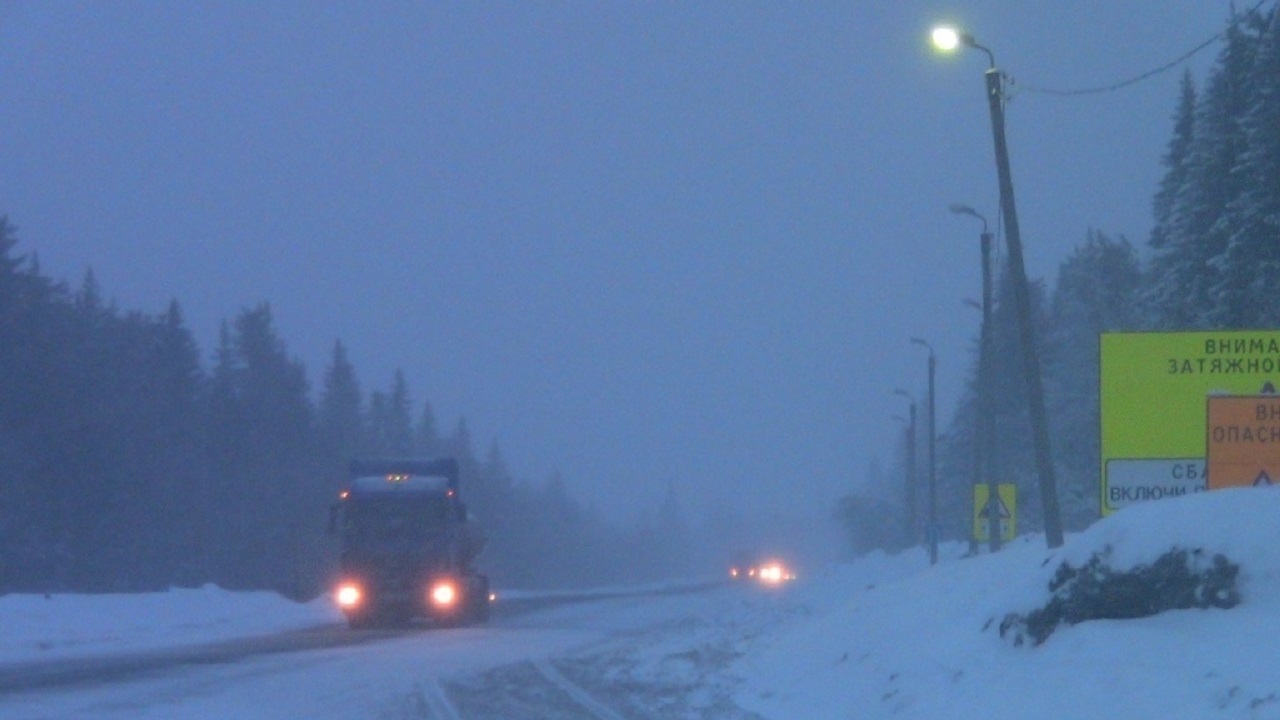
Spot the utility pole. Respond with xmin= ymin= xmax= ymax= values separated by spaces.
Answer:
xmin=979 ymin=226 xmax=1000 ymax=552
xmin=910 ymin=338 xmax=938 ymax=565
xmin=894 ymin=393 xmax=918 ymax=548
xmin=983 ymin=66 xmax=1063 ymax=548
xmin=951 ymin=204 xmax=1000 ymax=552
xmin=931 ymin=25 xmax=1065 ymax=549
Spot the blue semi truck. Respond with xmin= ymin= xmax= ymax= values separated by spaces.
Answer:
xmin=330 ymin=457 xmax=490 ymax=628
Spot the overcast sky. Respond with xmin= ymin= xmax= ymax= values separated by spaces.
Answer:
xmin=0 ymin=2 xmax=1240 ymax=524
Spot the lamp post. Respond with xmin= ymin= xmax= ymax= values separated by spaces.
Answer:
xmin=931 ymin=26 xmax=1064 ymax=549
xmin=893 ymin=390 xmax=917 ymax=549
xmin=908 ymin=338 xmax=938 ymax=565
xmin=951 ymin=204 xmax=1000 ymax=552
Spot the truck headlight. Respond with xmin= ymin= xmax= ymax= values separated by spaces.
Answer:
xmin=336 ymin=582 xmax=362 ymax=608
xmin=430 ymin=581 xmax=458 ymax=607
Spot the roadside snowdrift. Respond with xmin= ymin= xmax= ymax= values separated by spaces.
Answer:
xmin=737 ymin=487 xmax=1280 ymax=720
xmin=0 ymin=585 xmax=339 ymax=663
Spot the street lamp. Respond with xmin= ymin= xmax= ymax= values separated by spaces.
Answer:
xmin=951 ymin=203 xmax=1000 ymax=552
xmin=930 ymin=26 xmax=995 ymax=67
xmin=931 ymin=25 xmax=1064 ymax=549
xmin=930 ymin=27 xmax=961 ymax=52
xmin=893 ymin=389 xmax=917 ymax=549
xmin=908 ymin=338 xmax=938 ymax=565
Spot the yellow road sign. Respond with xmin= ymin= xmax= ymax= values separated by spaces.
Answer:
xmin=1100 ymin=331 xmax=1280 ymax=514
xmin=973 ymin=483 xmax=1016 ymax=543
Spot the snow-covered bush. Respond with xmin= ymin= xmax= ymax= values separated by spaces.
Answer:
xmin=998 ymin=545 xmax=1240 ymax=646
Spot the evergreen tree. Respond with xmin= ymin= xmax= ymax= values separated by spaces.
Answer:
xmin=1045 ymin=231 xmax=1141 ymax=529
xmin=318 ymin=340 xmax=364 ymax=466
xmin=0 ymin=214 xmax=658 ymax=593
xmin=367 ymin=391 xmax=389 ymax=455
xmin=1147 ymin=10 xmax=1265 ymax=328
xmin=475 ymin=440 xmax=514 ymax=527
xmin=145 ymin=301 xmax=209 ymax=587
xmin=1150 ymin=71 xmax=1198 ymax=254
xmin=1143 ymin=72 xmax=1197 ymax=327
xmin=64 ymin=269 xmax=123 ymax=588
xmin=415 ymin=400 xmax=442 ymax=456
xmin=385 ymin=370 xmax=414 ymax=456
xmin=534 ymin=470 xmax=586 ymax=586
xmin=983 ymin=261 xmax=1052 ymax=532
xmin=208 ymin=304 xmax=318 ymax=594
xmin=833 ymin=491 xmax=898 ymax=557
xmin=1212 ymin=6 xmax=1280 ymax=327
xmin=0 ymin=232 xmax=73 ymax=590
xmin=935 ymin=355 xmax=981 ymax=543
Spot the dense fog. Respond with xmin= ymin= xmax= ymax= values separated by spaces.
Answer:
xmin=0 ymin=3 xmax=1271 ymax=594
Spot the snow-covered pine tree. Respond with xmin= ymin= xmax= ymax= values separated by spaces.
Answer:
xmin=1146 ymin=9 xmax=1265 ymax=329
xmin=1211 ymin=6 xmax=1280 ymax=328
xmin=1142 ymin=72 xmax=1197 ymax=327
xmin=1044 ymin=231 xmax=1141 ymax=529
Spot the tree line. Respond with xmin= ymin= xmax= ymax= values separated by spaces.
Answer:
xmin=838 ymin=4 xmax=1280 ymax=555
xmin=0 ymin=225 xmax=697 ymax=597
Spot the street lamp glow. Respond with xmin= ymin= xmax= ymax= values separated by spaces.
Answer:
xmin=931 ymin=26 xmax=961 ymax=52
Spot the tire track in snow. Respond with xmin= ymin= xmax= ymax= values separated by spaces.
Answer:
xmin=419 ymin=678 xmax=463 ymax=720
xmin=532 ymin=660 xmax=631 ymax=720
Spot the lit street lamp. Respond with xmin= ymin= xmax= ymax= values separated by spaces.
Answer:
xmin=950 ymin=203 xmax=1000 ymax=552
xmin=931 ymin=26 xmax=1064 ymax=549
xmin=908 ymin=338 xmax=938 ymax=565
xmin=893 ymin=390 xmax=918 ymax=548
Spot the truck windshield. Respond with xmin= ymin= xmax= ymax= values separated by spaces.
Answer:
xmin=342 ymin=497 xmax=449 ymax=545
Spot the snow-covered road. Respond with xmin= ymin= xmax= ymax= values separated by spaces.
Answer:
xmin=0 ymin=581 xmax=801 ymax=719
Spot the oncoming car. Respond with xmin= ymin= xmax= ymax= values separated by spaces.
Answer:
xmin=729 ymin=556 xmax=796 ymax=585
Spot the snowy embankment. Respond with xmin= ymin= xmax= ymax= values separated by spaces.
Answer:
xmin=0 ymin=585 xmax=341 ymax=664
xmin=736 ymin=487 xmax=1280 ymax=720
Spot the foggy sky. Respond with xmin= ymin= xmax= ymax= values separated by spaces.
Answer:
xmin=0 ymin=2 xmax=1235 ymax=523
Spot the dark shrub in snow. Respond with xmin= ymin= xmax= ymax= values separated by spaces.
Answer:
xmin=999 ymin=546 xmax=1240 ymax=646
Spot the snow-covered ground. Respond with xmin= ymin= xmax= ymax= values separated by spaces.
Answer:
xmin=4 ymin=487 xmax=1280 ymax=719
xmin=737 ymin=486 xmax=1280 ymax=720
xmin=0 ymin=586 xmax=340 ymax=664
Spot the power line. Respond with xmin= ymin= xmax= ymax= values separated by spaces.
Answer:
xmin=1014 ymin=0 xmax=1272 ymax=97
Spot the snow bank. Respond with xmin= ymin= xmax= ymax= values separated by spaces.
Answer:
xmin=0 ymin=584 xmax=340 ymax=663
xmin=737 ymin=487 xmax=1280 ymax=720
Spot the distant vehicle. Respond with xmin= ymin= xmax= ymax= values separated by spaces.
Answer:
xmin=728 ymin=556 xmax=758 ymax=581
xmin=329 ymin=457 xmax=490 ymax=629
xmin=754 ymin=560 xmax=796 ymax=584
xmin=729 ymin=555 xmax=796 ymax=585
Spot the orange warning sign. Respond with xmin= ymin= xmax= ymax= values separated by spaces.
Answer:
xmin=1206 ymin=396 xmax=1280 ymax=489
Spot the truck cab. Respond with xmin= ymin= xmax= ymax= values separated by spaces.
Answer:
xmin=331 ymin=458 xmax=489 ymax=628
